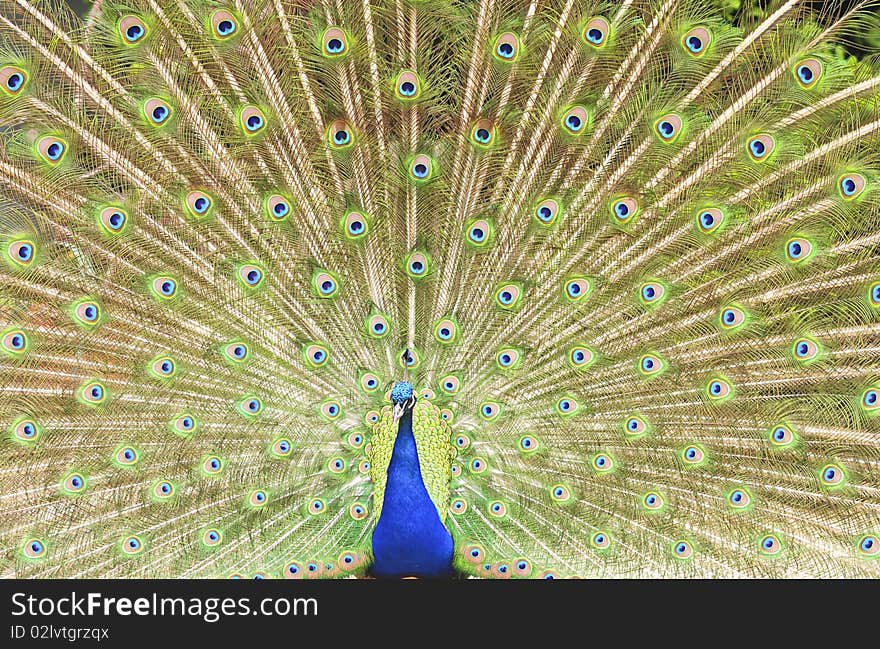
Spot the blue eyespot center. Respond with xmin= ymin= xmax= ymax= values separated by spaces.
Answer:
xmin=327 ymin=38 xmax=343 ymax=53
xmin=788 ymin=242 xmax=802 ymax=257
xmin=7 ymin=73 xmax=23 ymax=90
xmin=126 ymin=25 xmax=143 ymax=41
xmin=498 ymin=43 xmax=514 ymax=57
xmin=700 ymin=212 xmax=714 ymax=227
xmin=566 ymin=115 xmax=582 ymax=130
xmin=750 ymin=140 xmax=765 ymax=156
xmin=17 ymin=244 xmax=32 ymax=260
xmin=194 ymin=197 xmax=209 ymax=212
xmin=587 ymin=28 xmax=604 ymax=44
xmin=218 ymin=20 xmax=235 ymax=35
xmin=47 ymin=142 xmax=63 ymax=160
xmin=413 ymin=163 xmax=428 ymax=177
xmin=687 ymin=36 xmax=703 ymax=52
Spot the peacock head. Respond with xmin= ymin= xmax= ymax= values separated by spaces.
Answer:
xmin=390 ymin=380 xmax=416 ymax=419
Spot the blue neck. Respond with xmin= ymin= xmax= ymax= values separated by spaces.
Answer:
xmin=370 ymin=408 xmax=454 ymax=578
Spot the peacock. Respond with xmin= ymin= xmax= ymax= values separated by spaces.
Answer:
xmin=1 ymin=0 xmax=880 ymax=580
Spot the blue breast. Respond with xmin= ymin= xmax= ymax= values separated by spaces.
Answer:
xmin=371 ymin=408 xmax=454 ymax=578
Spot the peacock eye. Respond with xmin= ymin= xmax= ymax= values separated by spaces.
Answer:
xmin=556 ymin=397 xmax=578 ymax=415
xmin=322 ymin=27 xmax=349 ymax=57
xmin=838 ymin=173 xmax=866 ymax=200
xmin=561 ymin=106 xmax=589 ymax=135
xmin=551 ymin=483 xmax=571 ymax=503
xmin=582 ymin=17 xmax=609 ymax=48
xmin=1 ymin=329 xmax=27 ymax=354
xmin=760 ymin=534 xmax=781 ymax=555
xmin=1 ymin=65 xmax=28 ymax=95
xmin=211 ymin=11 xmax=238 ymax=39
xmin=707 ymin=378 xmax=732 ymax=400
xmin=643 ymin=492 xmax=663 ymax=510
xmin=466 ymin=219 xmax=493 ymax=247
xmin=673 ymin=541 xmax=693 ymax=559
xmin=654 ymin=113 xmax=682 ymax=143
xmin=496 ymin=347 xmax=521 ymax=369
xmin=729 ymin=489 xmax=751 ymax=509
xmin=493 ymin=33 xmax=521 ymax=62
xmin=858 ymin=535 xmax=879 ymax=557
xmin=682 ymin=445 xmax=705 ymax=465
xmin=785 ymin=237 xmax=813 ymax=263
xmin=610 ymin=197 xmax=638 ymax=224
xmin=249 ymin=490 xmax=269 ymax=507
xmin=592 ymin=453 xmax=613 ymax=472
xmin=564 ymin=277 xmax=591 ymax=302
xmin=820 ymin=463 xmax=845 ymax=486
xmin=433 ymin=318 xmax=458 ymax=343
xmin=639 ymin=282 xmax=665 ymax=305
xmin=682 ymin=27 xmax=711 ymax=57
xmin=793 ymin=58 xmax=822 ymax=89
xmin=495 ymin=283 xmax=522 ymax=309
xmin=470 ymin=118 xmax=496 ymax=148
xmin=144 ymin=98 xmax=172 ymax=126
xmin=185 ymin=190 xmax=213 ymax=218
xmin=792 ymin=337 xmax=819 ymax=362
xmin=719 ymin=306 xmax=746 ymax=330
xmin=747 ymin=134 xmax=775 ymax=162
xmin=37 ymin=135 xmax=67 ymax=164
xmin=479 ymin=402 xmax=500 ymax=420
xmin=591 ymin=532 xmax=611 ymax=549
xmin=406 ymin=251 xmax=430 ymax=278
xmin=119 ymin=16 xmax=148 ymax=44
xmin=409 ymin=154 xmax=434 ymax=181
xmin=7 ymin=239 xmax=36 ymax=266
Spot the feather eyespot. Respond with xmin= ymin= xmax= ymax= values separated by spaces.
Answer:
xmin=654 ymin=113 xmax=683 ymax=143
xmin=838 ymin=173 xmax=866 ymax=200
xmin=719 ymin=306 xmax=746 ymax=330
xmin=551 ymin=483 xmax=572 ymax=503
xmin=144 ymin=98 xmax=172 ymax=127
xmin=682 ymin=27 xmax=711 ymax=57
xmin=405 ymin=251 xmax=431 ymax=278
xmin=819 ymin=463 xmax=845 ymax=487
xmin=266 ymin=194 xmax=292 ymax=221
xmin=639 ymin=282 xmax=666 ymax=306
xmin=534 ymin=198 xmax=561 ymax=226
xmin=237 ymin=396 xmax=263 ymax=417
xmin=119 ymin=16 xmax=148 ymax=44
xmin=638 ymin=353 xmax=665 ymax=377
xmin=170 ymin=413 xmax=198 ymax=437
xmin=12 ymin=418 xmax=41 ymax=443
xmin=493 ymin=33 xmax=521 ymax=62
xmin=624 ymin=416 xmax=648 ymax=437
xmin=495 ymin=347 xmax=521 ymax=370
xmin=7 ymin=239 xmax=35 ymax=267
xmin=80 ymin=380 xmax=107 ymax=406
xmin=98 ymin=206 xmax=129 ymax=234
xmin=463 ymin=544 xmax=484 ymax=563
xmin=366 ymin=313 xmax=390 ymax=339
xmin=470 ymin=118 xmax=497 ymax=148
xmin=185 ymin=190 xmax=213 ymax=218
xmin=1 ymin=65 xmax=28 ymax=96
xmin=149 ymin=276 xmax=178 ymax=300
xmin=465 ymin=218 xmax=493 ymax=248
xmin=568 ymin=345 xmax=595 ymax=369
xmin=591 ymin=532 xmax=611 ymax=549
xmin=202 ymin=456 xmax=223 ymax=475
xmin=349 ymin=502 xmax=369 ymax=520
xmin=746 ymin=134 xmax=775 ymax=162
xmin=149 ymin=356 xmax=176 ymax=380
xmin=320 ymin=401 xmax=342 ymax=421
xmin=240 ymin=106 xmax=267 ymax=135
xmin=408 ymin=154 xmax=434 ymax=182
xmin=122 ymin=535 xmax=144 ymax=555
xmin=1 ymin=329 xmax=28 ymax=355
xmin=450 ymin=498 xmax=468 ymax=515
xmin=488 ymin=501 xmax=507 ymax=517
xmin=479 ymin=401 xmax=500 ymax=420
xmin=582 ymin=17 xmax=610 ymax=48
xmin=365 ymin=410 xmax=380 ymax=425
xmin=768 ymin=424 xmax=795 ymax=448
xmin=326 ymin=119 xmax=354 ymax=149
xmin=211 ymin=11 xmax=238 ymax=40
xmin=237 ymin=263 xmax=265 ymax=289
xmin=360 ymin=372 xmax=380 ymax=393
xmin=793 ymin=58 xmax=822 ymax=89
xmin=394 ymin=69 xmax=421 ymax=100
xmin=433 ymin=317 xmax=459 ymax=344
xmin=313 ymin=270 xmax=339 ymax=298
xmin=322 ymin=27 xmax=349 ymax=58
xmin=470 ymin=457 xmax=487 ymax=473
xmin=792 ymin=337 xmax=820 ymax=363
xmin=706 ymin=377 xmax=732 ymax=402
xmin=561 ymin=106 xmax=589 ymax=135
xmin=440 ymin=375 xmax=460 ymax=395
xmin=308 ymin=498 xmax=326 ymax=515
xmin=556 ymin=396 xmax=579 ymax=416
xmin=563 ymin=277 xmax=591 ymax=303
xmin=72 ymin=300 xmax=102 ymax=327
xmin=343 ymin=211 xmax=369 ymax=239
xmin=37 ymin=135 xmax=67 ymax=164
xmin=759 ymin=534 xmax=782 ymax=555
xmin=114 ymin=445 xmax=139 ymax=466
xmin=495 ymin=283 xmax=523 ymax=309
xmin=858 ymin=535 xmax=879 ymax=557
xmin=610 ymin=197 xmax=638 ymax=224
xmin=592 ymin=453 xmax=613 ymax=472
xmin=270 ymin=437 xmax=293 ymax=458
xmin=152 ymin=480 xmax=175 ymax=500
xmin=862 ymin=387 xmax=880 ymax=413
xmin=785 ymin=237 xmax=813 ymax=263
xmin=673 ymin=540 xmax=694 ymax=559
xmin=222 ymin=341 xmax=250 ymax=364
xmin=728 ymin=488 xmax=751 ymax=509
xmin=643 ymin=492 xmax=664 ymax=510
xmin=454 ymin=434 xmax=471 ymax=450
xmin=248 ymin=490 xmax=269 ymax=508
xmin=513 ymin=559 xmax=532 ymax=577
xmin=202 ymin=528 xmax=223 ymax=548
xmin=696 ymin=207 xmax=724 ymax=234
xmin=681 ymin=445 xmax=706 ymax=466
xmin=23 ymin=538 xmax=47 ymax=559
xmin=62 ymin=472 xmax=87 ymax=495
